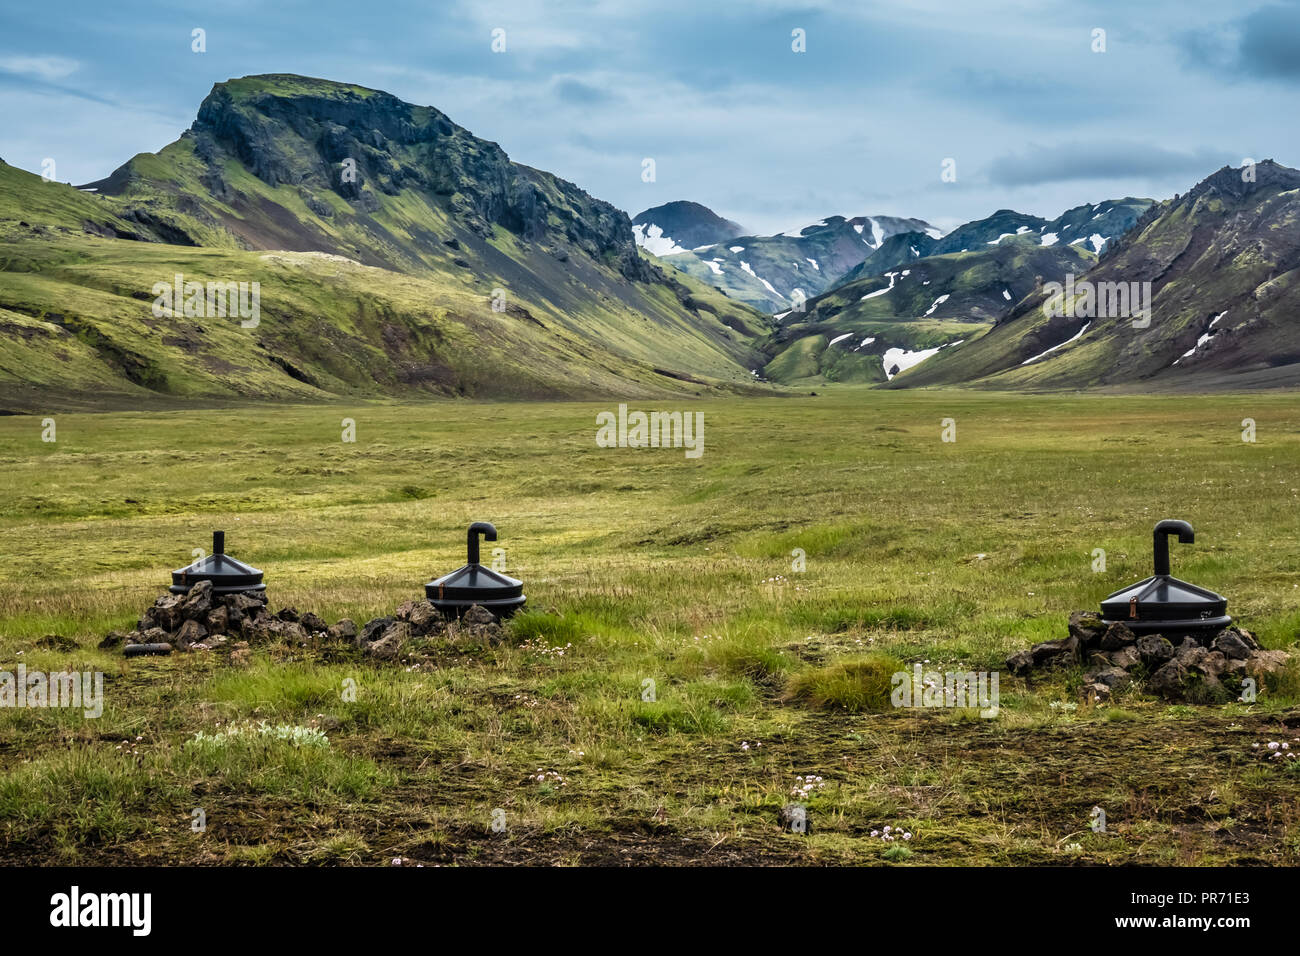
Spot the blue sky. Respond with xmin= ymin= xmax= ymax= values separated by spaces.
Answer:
xmin=1 ymin=0 xmax=1296 ymax=235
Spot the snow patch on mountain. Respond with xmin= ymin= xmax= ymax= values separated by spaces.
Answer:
xmin=632 ymin=223 xmax=687 ymax=257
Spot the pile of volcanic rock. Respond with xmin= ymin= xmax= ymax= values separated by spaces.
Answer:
xmin=100 ymin=580 xmax=502 ymax=660
xmin=1006 ymin=611 xmax=1291 ymax=703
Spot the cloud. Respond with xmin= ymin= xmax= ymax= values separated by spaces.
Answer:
xmin=1180 ymin=4 xmax=1300 ymax=82
xmin=1236 ymin=4 xmax=1300 ymax=79
xmin=552 ymin=77 xmax=614 ymax=105
xmin=987 ymin=142 xmax=1237 ymax=187
xmin=0 ymin=55 xmax=79 ymax=82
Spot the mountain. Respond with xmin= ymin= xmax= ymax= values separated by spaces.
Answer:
xmin=631 ymin=201 xmax=744 ymax=256
xmin=0 ymin=75 xmax=770 ymax=408
xmin=761 ymin=240 xmax=1096 ymax=384
xmin=890 ymin=162 xmax=1300 ymax=389
xmin=652 ymin=214 xmax=939 ymax=312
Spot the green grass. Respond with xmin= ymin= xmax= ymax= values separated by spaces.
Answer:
xmin=1 ymin=388 xmax=1299 ymax=864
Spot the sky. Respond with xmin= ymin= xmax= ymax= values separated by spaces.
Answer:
xmin=1 ymin=0 xmax=1297 ymax=236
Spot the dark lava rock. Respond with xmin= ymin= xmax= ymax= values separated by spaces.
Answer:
xmin=300 ymin=611 xmax=327 ymax=633
xmin=1068 ymin=610 xmax=1107 ymax=649
xmin=1148 ymin=660 xmax=1189 ymax=700
xmin=206 ymin=605 xmax=229 ymax=635
xmin=174 ymin=619 xmax=207 ymax=650
xmin=1100 ymin=622 xmax=1137 ymax=651
xmin=408 ymin=600 xmax=440 ymax=636
xmin=462 ymin=604 xmax=496 ymax=627
xmin=1109 ymin=646 xmax=1141 ymax=670
xmin=1029 ymin=634 xmax=1080 ymax=668
xmin=357 ymin=617 xmax=394 ymax=648
xmin=143 ymin=593 xmax=184 ymax=632
xmin=1212 ymin=630 xmax=1252 ymax=661
xmin=1006 ymin=649 xmax=1034 ymax=676
xmin=1135 ymin=634 xmax=1175 ymax=667
xmin=365 ymin=622 xmax=409 ymax=660
xmin=328 ymin=619 xmax=358 ymax=642
xmin=1084 ymin=666 xmax=1131 ymax=689
xmin=181 ymin=580 xmax=214 ymax=621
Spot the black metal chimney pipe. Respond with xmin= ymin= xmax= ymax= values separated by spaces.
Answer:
xmin=213 ymin=530 xmax=225 ymax=556
xmin=1153 ymin=519 xmax=1194 ymax=576
xmin=466 ymin=522 xmax=497 ymax=566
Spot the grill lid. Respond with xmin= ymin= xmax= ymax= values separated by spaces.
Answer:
xmin=426 ymin=522 xmax=526 ymax=616
xmin=170 ymin=531 xmax=266 ymax=595
xmin=1099 ymin=519 xmax=1229 ymax=632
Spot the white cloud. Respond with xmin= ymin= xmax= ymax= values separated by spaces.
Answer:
xmin=0 ymin=55 xmax=80 ymax=82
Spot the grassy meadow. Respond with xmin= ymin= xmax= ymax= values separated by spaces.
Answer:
xmin=1 ymin=388 xmax=1299 ymax=865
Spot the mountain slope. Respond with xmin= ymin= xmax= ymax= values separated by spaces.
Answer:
xmin=761 ymin=241 xmax=1096 ymax=385
xmin=632 ymin=201 xmax=744 ymax=256
xmin=0 ymin=75 xmax=772 ymax=407
xmin=656 ymin=213 xmax=938 ymax=312
xmin=892 ymin=162 xmax=1300 ymax=390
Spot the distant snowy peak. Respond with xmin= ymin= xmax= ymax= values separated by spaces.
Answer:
xmin=631 ymin=200 xmax=745 ymax=255
xmin=648 ymin=210 xmax=941 ymax=312
xmin=778 ymin=214 xmax=939 ymax=249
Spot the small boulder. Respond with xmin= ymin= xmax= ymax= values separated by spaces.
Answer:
xmin=205 ymin=605 xmax=229 ymax=635
xmin=141 ymin=626 xmax=169 ymax=644
xmin=1005 ymin=649 xmax=1034 ymax=676
xmin=1233 ymin=627 xmax=1261 ymax=651
xmin=1068 ymin=610 xmax=1107 ymax=650
xmin=1245 ymin=650 xmax=1291 ymax=681
xmin=1135 ymin=634 xmax=1175 ymax=667
xmin=463 ymin=605 xmax=496 ymax=627
xmin=1109 ymin=646 xmax=1141 ymax=670
xmin=365 ymin=622 xmax=410 ymax=660
xmin=357 ymin=617 xmax=394 ymax=648
xmin=144 ymin=593 xmax=184 ymax=631
xmin=242 ymin=616 xmax=281 ymax=643
xmin=1100 ymin=623 xmax=1137 ymax=651
xmin=224 ymin=592 xmax=267 ymax=613
xmin=407 ymin=601 xmax=440 ymax=636
xmin=275 ymin=607 xmax=300 ymax=623
xmin=1198 ymin=650 xmax=1228 ymax=678
xmin=279 ymin=621 xmax=310 ymax=644
xmin=175 ymin=618 xmax=208 ymax=650
xmin=180 ymin=580 xmax=214 ymax=621
xmin=393 ymin=600 xmax=417 ymax=622
xmin=1175 ymin=641 xmax=1208 ymax=668
xmin=300 ymin=611 xmax=327 ymax=633
xmin=1084 ymin=666 xmax=1130 ymax=690
xmin=328 ymin=619 xmax=358 ymax=642
xmin=1212 ymin=630 xmax=1252 ymax=661
xmin=1148 ymin=659 xmax=1189 ymax=700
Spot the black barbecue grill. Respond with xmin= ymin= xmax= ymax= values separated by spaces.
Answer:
xmin=426 ymin=522 xmax=526 ymax=618
xmin=170 ymin=531 xmax=266 ymax=596
xmin=1099 ymin=519 xmax=1230 ymax=633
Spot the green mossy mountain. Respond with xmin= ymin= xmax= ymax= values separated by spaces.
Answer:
xmin=760 ymin=241 xmax=1096 ymax=385
xmin=892 ymin=162 xmax=1300 ymax=390
xmin=0 ymin=74 xmax=770 ymax=408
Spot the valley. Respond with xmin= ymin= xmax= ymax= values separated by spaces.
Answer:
xmin=2 ymin=391 xmax=1298 ymax=865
